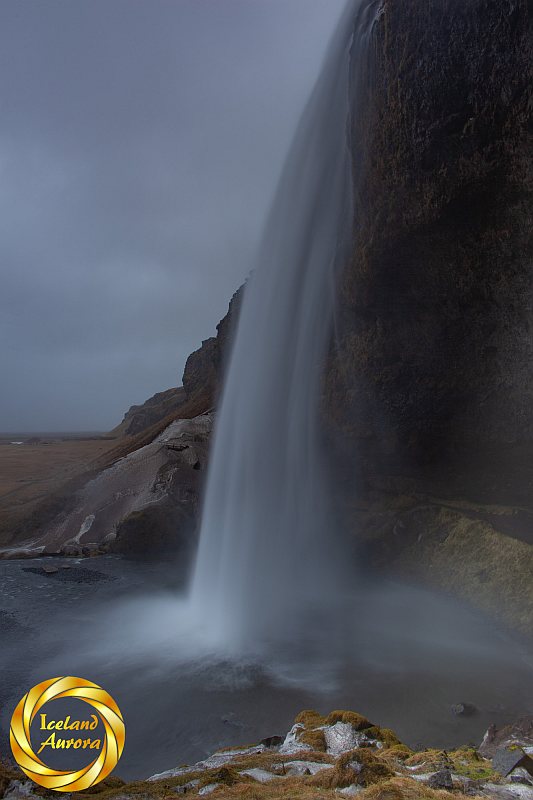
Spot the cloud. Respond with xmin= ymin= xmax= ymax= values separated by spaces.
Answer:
xmin=0 ymin=0 xmax=347 ymax=430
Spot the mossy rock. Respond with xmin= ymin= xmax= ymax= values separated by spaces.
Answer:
xmin=294 ymin=710 xmax=403 ymax=755
xmin=199 ymin=766 xmax=243 ymax=788
xmin=294 ymin=709 xmax=326 ymax=727
xmin=405 ymin=749 xmax=449 ymax=769
xmin=381 ymin=745 xmax=414 ymax=761
xmin=69 ymin=772 xmax=207 ymax=800
xmin=311 ymin=748 xmax=394 ymax=790
xmin=385 ymin=507 xmax=533 ymax=638
xmin=299 ymin=728 xmax=327 ymax=751
xmin=72 ymin=776 xmax=126 ymax=795
xmin=325 ymin=710 xmax=373 ymax=730
xmin=359 ymin=775 xmax=463 ymax=800
xmin=229 ymin=750 xmax=333 ymax=775
xmin=365 ymin=725 xmax=403 ymax=748
xmin=448 ymin=748 xmax=499 ymax=782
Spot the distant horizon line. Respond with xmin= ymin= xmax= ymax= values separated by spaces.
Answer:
xmin=0 ymin=430 xmax=109 ymax=436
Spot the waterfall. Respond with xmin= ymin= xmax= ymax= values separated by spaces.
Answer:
xmin=190 ymin=0 xmax=376 ymax=652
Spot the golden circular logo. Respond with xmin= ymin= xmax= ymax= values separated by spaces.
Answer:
xmin=10 ymin=676 xmax=125 ymax=792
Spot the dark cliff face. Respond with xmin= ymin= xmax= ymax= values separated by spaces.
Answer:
xmin=182 ymin=285 xmax=243 ymax=408
xmin=326 ymin=0 xmax=533 ymax=496
xmin=107 ymin=287 xmax=243 ymax=441
xmin=113 ymin=387 xmax=187 ymax=436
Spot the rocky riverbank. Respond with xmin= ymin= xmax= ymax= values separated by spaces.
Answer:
xmin=2 ymin=710 xmax=533 ymax=800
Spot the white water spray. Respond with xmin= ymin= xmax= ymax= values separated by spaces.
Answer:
xmin=190 ymin=0 xmax=376 ymax=652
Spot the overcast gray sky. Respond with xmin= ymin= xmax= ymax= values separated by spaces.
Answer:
xmin=0 ymin=0 xmax=346 ymax=432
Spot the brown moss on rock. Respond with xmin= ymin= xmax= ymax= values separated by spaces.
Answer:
xmin=195 ymin=779 xmax=486 ymax=800
xmin=229 ymin=750 xmax=334 ymax=775
xmin=405 ymin=750 xmax=450 ymax=770
xmin=365 ymin=726 xmax=403 ymax=748
xmin=190 ymin=777 xmax=345 ymax=799
xmin=54 ymin=709 xmax=502 ymax=800
xmin=294 ymin=709 xmax=329 ymax=751
xmin=311 ymin=748 xmax=394 ymax=790
xmin=294 ymin=709 xmax=326 ymax=727
xmin=70 ymin=773 xmax=205 ymax=800
xmin=299 ymin=728 xmax=327 ymax=751
xmin=199 ymin=766 xmax=243 ymax=788
xmin=42 ymin=709 xmax=499 ymax=800
xmin=379 ymin=745 xmax=414 ymax=764
xmin=359 ymin=776 xmax=483 ymax=800
xmin=293 ymin=710 xmax=402 ymax=755
xmin=325 ymin=710 xmax=373 ymax=730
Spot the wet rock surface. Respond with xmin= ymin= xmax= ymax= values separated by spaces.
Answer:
xmin=452 ymin=703 xmax=478 ymax=718
xmin=328 ymin=0 xmax=533 ymax=477
xmin=428 ymin=769 xmax=453 ymax=790
xmin=21 ymin=565 xmax=114 ymax=583
xmin=480 ymin=718 xmax=533 ymax=760
xmin=323 ymin=0 xmax=533 ymax=637
xmin=352 ymin=498 xmax=533 ymax=637
xmin=493 ymin=749 xmax=533 ymax=779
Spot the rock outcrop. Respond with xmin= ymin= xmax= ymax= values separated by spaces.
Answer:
xmin=111 ymin=284 xmax=243 ymax=441
xmin=3 ymin=709 xmax=532 ymax=800
xmin=111 ymin=388 xmax=187 ymax=437
xmin=352 ymin=496 xmax=533 ymax=637
xmin=182 ymin=286 xmax=243 ymax=408
xmin=0 ymin=285 xmax=243 ymax=556
xmin=0 ymin=415 xmax=212 ymax=560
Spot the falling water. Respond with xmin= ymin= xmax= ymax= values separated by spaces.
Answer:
xmin=190 ymin=0 xmax=376 ymax=652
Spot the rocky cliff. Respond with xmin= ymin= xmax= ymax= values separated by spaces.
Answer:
xmin=112 ymin=388 xmax=187 ymax=437
xmin=182 ymin=286 xmax=244 ymax=409
xmin=109 ymin=285 xmax=244 ymax=442
xmin=0 ymin=284 xmax=243 ymax=558
xmin=322 ymin=0 xmax=533 ymax=635
xmin=327 ymin=0 xmax=533 ymax=491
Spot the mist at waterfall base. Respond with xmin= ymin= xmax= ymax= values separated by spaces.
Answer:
xmin=3 ymin=0 xmax=532 ymax=780
xmin=2 ymin=556 xmax=533 ymax=780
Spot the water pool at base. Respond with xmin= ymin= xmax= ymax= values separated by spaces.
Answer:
xmin=1 ymin=556 xmax=532 ymax=780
